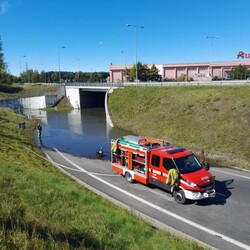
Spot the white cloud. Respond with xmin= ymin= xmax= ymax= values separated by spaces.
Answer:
xmin=0 ymin=1 xmax=9 ymax=15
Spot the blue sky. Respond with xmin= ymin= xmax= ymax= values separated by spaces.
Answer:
xmin=0 ymin=0 xmax=250 ymax=76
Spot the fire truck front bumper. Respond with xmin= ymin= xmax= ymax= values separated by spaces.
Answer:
xmin=184 ymin=189 xmax=216 ymax=200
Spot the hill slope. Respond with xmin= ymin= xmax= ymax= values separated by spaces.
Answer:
xmin=109 ymin=85 xmax=250 ymax=169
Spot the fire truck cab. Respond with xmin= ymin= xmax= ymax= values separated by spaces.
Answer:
xmin=111 ymin=135 xmax=216 ymax=204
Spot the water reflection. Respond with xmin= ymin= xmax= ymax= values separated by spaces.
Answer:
xmin=29 ymin=108 xmax=129 ymax=159
xmin=67 ymin=109 xmax=83 ymax=135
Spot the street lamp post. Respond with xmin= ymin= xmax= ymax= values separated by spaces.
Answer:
xmin=126 ymin=24 xmax=144 ymax=85
xmin=58 ymin=46 xmax=65 ymax=83
xmin=205 ymin=36 xmax=219 ymax=78
xmin=19 ymin=55 xmax=26 ymax=83
xmin=76 ymin=58 xmax=80 ymax=82
xmin=41 ymin=64 xmax=46 ymax=83
xmin=19 ymin=55 xmax=26 ymax=76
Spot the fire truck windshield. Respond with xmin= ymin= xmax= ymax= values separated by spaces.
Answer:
xmin=174 ymin=154 xmax=202 ymax=174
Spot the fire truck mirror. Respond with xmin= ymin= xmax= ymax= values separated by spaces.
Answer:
xmin=204 ymin=163 xmax=210 ymax=170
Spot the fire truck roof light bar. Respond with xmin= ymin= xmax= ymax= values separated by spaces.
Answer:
xmin=166 ymin=148 xmax=186 ymax=154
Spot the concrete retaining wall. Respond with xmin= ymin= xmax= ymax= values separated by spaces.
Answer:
xmin=65 ymin=87 xmax=80 ymax=109
xmin=0 ymin=86 xmax=66 ymax=110
xmin=105 ymin=88 xmax=114 ymax=127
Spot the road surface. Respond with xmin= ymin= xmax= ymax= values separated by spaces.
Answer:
xmin=41 ymin=146 xmax=250 ymax=250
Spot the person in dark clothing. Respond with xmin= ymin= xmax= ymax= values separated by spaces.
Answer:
xmin=200 ymin=150 xmax=205 ymax=166
xmin=37 ymin=123 xmax=42 ymax=138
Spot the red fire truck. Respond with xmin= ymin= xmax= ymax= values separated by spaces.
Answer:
xmin=111 ymin=135 xmax=216 ymax=204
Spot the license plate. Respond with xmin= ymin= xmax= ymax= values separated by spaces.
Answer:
xmin=204 ymin=190 xmax=216 ymax=198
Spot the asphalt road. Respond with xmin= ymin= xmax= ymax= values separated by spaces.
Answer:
xmin=42 ymin=147 xmax=250 ymax=250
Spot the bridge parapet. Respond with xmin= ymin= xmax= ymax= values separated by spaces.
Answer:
xmin=65 ymin=82 xmax=124 ymax=87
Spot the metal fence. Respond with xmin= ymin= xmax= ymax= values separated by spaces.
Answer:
xmin=65 ymin=80 xmax=250 ymax=87
xmin=65 ymin=82 xmax=124 ymax=87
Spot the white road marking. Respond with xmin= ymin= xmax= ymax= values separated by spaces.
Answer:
xmin=91 ymin=172 xmax=120 ymax=177
xmin=57 ymin=164 xmax=85 ymax=172
xmin=54 ymin=148 xmax=250 ymax=250
xmin=212 ymin=168 xmax=250 ymax=180
xmin=57 ymin=163 xmax=119 ymax=177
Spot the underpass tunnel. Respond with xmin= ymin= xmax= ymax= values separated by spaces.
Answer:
xmin=80 ymin=90 xmax=106 ymax=108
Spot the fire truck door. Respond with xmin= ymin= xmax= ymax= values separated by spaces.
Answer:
xmin=149 ymin=154 xmax=167 ymax=188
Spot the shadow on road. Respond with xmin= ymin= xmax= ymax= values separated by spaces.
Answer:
xmin=196 ymin=179 xmax=234 ymax=206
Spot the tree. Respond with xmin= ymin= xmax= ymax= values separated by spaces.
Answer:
xmin=0 ymin=72 xmax=16 ymax=84
xmin=40 ymin=70 xmax=46 ymax=83
xmin=139 ymin=63 xmax=149 ymax=82
xmin=78 ymin=71 xmax=87 ymax=82
xmin=128 ymin=62 xmax=149 ymax=82
xmin=0 ymin=36 xmax=11 ymax=84
xmin=177 ymin=73 xmax=187 ymax=81
xmin=31 ymin=70 xmax=40 ymax=83
xmin=20 ymin=69 xmax=40 ymax=83
xmin=127 ymin=62 xmax=161 ymax=82
xmin=229 ymin=64 xmax=250 ymax=79
xmin=51 ymin=72 xmax=58 ymax=83
xmin=98 ymin=72 xmax=109 ymax=82
xmin=88 ymin=72 xmax=100 ymax=82
xmin=148 ymin=64 xmax=161 ymax=81
xmin=0 ymin=36 xmax=5 ymax=74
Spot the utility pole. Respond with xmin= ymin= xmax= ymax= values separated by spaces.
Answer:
xmin=58 ymin=46 xmax=65 ymax=83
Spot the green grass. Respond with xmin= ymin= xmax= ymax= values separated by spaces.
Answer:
xmin=0 ymin=107 xmax=208 ymax=249
xmin=0 ymin=83 xmax=60 ymax=100
xmin=109 ymin=85 xmax=250 ymax=169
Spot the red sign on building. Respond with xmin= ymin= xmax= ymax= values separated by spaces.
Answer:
xmin=237 ymin=51 xmax=250 ymax=59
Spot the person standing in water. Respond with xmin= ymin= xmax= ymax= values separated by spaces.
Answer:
xmin=37 ymin=123 xmax=42 ymax=138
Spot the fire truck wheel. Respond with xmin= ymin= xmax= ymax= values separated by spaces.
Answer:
xmin=125 ymin=172 xmax=133 ymax=183
xmin=173 ymin=189 xmax=187 ymax=204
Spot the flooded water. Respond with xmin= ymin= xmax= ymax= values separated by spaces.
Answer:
xmin=26 ymin=108 xmax=129 ymax=159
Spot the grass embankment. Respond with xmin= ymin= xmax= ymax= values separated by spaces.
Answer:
xmin=0 ymin=107 xmax=206 ymax=249
xmin=109 ymin=86 xmax=250 ymax=169
xmin=0 ymin=83 xmax=60 ymax=100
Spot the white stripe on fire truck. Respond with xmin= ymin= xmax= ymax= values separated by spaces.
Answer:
xmin=152 ymin=169 xmax=161 ymax=175
xmin=149 ymin=168 xmax=162 ymax=175
xmin=180 ymin=179 xmax=193 ymax=187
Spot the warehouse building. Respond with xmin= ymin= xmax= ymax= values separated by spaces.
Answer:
xmin=109 ymin=60 xmax=250 ymax=82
